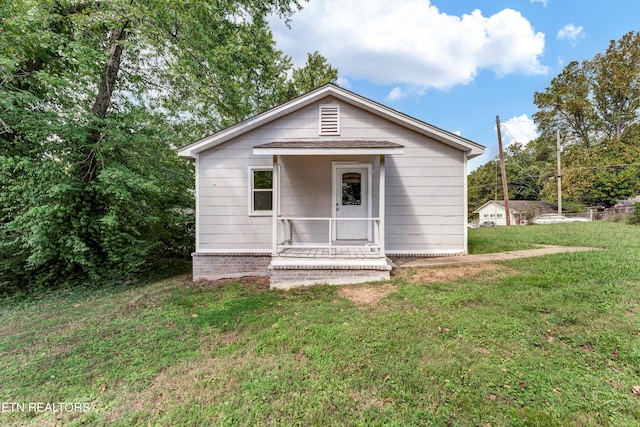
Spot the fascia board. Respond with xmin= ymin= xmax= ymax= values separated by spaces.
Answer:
xmin=252 ymin=147 xmax=404 ymax=156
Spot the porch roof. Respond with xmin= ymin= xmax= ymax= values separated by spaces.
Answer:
xmin=253 ymin=140 xmax=404 ymax=156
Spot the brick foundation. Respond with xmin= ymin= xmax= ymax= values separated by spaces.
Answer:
xmin=192 ymin=253 xmax=271 ymax=281
xmin=192 ymin=253 xmax=393 ymax=288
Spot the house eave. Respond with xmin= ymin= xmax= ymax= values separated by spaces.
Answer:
xmin=252 ymin=147 xmax=404 ymax=156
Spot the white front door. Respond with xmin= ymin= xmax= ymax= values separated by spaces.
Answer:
xmin=334 ymin=166 xmax=369 ymax=240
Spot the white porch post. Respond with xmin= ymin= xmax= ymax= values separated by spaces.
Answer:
xmin=379 ymin=155 xmax=386 ymax=256
xmin=272 ymin=155 xmax=279 ymax=256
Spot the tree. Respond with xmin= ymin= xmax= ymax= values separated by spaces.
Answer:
xmin=0 ymin=0 xmax=336 ymax=294
xmin=534 ymin=32 xmax=640 ymax=146
xmin=589 ymin=32 xmax=640 ymax=139
xmin=533 ymin=61 xmax=597 ymax=147
xmin=286 ymin=51 xmax=339 ymax=96
xmin=504 ymin=142 xmax=545 ymax=201
xmin=561 ymin=125 xmax=640 ymax=207
xmin=530 ymin=31 xmax=640 ymax=207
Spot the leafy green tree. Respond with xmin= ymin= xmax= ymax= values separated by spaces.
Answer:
xmin=0 ymin=0 xmax=336 ymax=294
xmin=504 ymin=142 xmax=545 ymax=200
xmin=530 ymin=31 xmax=640 ymax=207
xmin=533 ymin=61 xmax=597 ymax=147
xmin=589 ymin=32 xmax=640 ymax=138
xmin=286 ymin=51 xmax=339 ymax=95
xmin=561 ymin=125 xmax=640 ymax=207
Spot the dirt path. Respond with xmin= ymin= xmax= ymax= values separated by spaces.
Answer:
xmin=393 ymin=245 xmax=599 ymax=268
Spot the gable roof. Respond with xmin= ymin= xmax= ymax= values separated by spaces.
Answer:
xmin=177 ymin=84 xmax=485 ymax=159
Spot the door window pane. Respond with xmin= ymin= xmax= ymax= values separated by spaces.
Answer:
xmin=342 ymin=173 xmax=361 ymax=205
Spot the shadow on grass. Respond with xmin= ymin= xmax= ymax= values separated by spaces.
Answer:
xmin=195 ymin=292 xmax=281 ymax=330
xmin=170 ymin=278 xmax=284 ymax=331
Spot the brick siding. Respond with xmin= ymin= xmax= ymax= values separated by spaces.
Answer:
xmin=192 ymin=253 xmax=271 ymax=281
xmin=192 ymin=253 xmax=392 ymax=288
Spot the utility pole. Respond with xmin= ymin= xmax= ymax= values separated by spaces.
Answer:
xmin=496 ymin=116 xmax=511 ymax=226
xmin=557 ymin=129 xmax=562 ymax=214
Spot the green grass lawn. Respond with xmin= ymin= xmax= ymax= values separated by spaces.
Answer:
xmin=1 ymin=222 xmax=639 ymax=426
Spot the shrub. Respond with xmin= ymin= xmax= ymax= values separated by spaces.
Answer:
xmin=628 ymin=202 xmax=640 ymax=225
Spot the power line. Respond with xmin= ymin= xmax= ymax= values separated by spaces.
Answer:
xmin=500 ymin=122 xmax=523 ymax=146
xmin=469 ymin=162 xmax=640 ymax=190
xmin=468 ymin=120 xmax=498 ymax=140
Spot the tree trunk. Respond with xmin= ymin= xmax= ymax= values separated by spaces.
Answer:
xmin=92 ymin=21 xmax=129 ymax=119
xmin=82 ymin=20 xmax=130 ymax=182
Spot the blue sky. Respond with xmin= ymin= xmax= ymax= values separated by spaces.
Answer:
xmin=270 ymin=0 xmax=640 ymax=170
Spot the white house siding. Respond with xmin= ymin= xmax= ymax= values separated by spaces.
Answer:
xmin=382 ymin=144 xmax=465 ymax=254
xmin=197 ymin=145 xmax=272 ymax=251
xmin=196 ymin=95 xmax=466 ymax=254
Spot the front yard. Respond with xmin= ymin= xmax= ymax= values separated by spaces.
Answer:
xmin=1 ymin=222 xmax=639 ymax=426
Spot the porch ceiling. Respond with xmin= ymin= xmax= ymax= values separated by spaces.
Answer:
xmin=253 ymin=140 xmax=404 ymax=156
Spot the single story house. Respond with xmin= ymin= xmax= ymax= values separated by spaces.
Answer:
xmin=473 ymin=200 xmax=560 ymax=226
xmin=178 ymin=84 xmax=485 ymax=288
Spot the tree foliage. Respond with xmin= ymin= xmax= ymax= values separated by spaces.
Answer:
xmin=471 ymin=31 xmax=640 ymax=214
xmin=534 ymin=31 xmax=640 ymax=147
xmin=286 ymin=51 xmax=339 ymax=96
xmin=533 ymin=31 xmax=640 ymax=207
xmin=0 ymin=0 xmax=337 ymax=294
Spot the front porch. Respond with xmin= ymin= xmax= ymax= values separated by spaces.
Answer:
xmin=253 ymin=141 xmax=403 ymax=288
xmin=270 ymin=218 xmax=392 ymax=289
xmin=269 ymin=215 xmax=392 ymax=289
xmin=276 ymin=216 xmax=382 ymax=257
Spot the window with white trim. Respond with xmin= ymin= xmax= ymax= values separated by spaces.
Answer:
xmin=249 ymin=167 xmax=273 ymax=215
xmin=319 ymin=104 xmax=340 ymax=135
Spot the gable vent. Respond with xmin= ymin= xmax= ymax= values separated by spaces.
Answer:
xmin=319 ymin=104 xmax=340 ymax=135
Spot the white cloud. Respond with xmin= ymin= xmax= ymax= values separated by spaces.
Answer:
xmin=387 ymin=87 xmax=405 ymax=101
xmin=500 ymin=114 xmax=538 ymax=147
xmin=270 ymin=0 xmax=547 ymax=95
xmin=557 ymin=24 xmax=584 ymax=42
xmin=336 ymin=76 xmax=351 ymax=88
xmin=530 ymin=0 xmax=548 ymax=6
